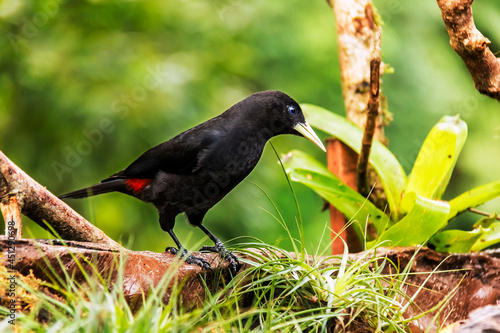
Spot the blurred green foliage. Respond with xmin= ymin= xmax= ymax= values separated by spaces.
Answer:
xmin=0 ymin=0 xmax=499 ymax=252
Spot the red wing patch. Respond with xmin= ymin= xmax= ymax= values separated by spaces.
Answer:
xmin=125 ymin=178 xmax=152 ymax=194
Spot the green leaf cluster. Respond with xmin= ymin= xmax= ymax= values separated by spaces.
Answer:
xmin=284 ymin=104 xmax=500 ymax=252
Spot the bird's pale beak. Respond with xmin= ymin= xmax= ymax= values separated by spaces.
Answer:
xmin=294 ymin=122 xmax=326 ymax=152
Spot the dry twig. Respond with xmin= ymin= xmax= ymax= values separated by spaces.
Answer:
xmin=357 ymin=27 xmax=381 ymax=198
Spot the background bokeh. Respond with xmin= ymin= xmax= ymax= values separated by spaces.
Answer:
xmin=1 ymin=0 xmax=499 ymax=253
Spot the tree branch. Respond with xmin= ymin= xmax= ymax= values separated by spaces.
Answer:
xmin=0 ymin=236 xmax=233 ymax=309
xmin=357 ymin=27 xmax=381 ymax=198
xmin=468 ymin=207 xmax=500 ymax=221
xmin=0 ymin=151 xmax=123 ymax=250
xmin=437 ymin=0 xmax=500 ymax=100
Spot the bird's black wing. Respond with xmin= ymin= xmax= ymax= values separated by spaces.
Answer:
xmin=105 ymin=124 xmax=224 ymax=181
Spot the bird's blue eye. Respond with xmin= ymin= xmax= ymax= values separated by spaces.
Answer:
xmin=288 ymin=106 xmax=297 ymax=115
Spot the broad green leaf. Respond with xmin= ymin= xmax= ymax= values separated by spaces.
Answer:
xmin=448 ymin=180 xmax=500 ymax=219
xmin=473 ymin=213 xmax=498 ymax=229
xmin=301 ymin=104 xmax=407 ymax=220
xmin=471 ymin=221 xmax=500 ymax=251
xmin=401 ymin=115 xmax=467 ymax=213
xmin=282 ymin=150 xmax=333 ymax=177
xmin=429 ymin=228 xmax=483 ymax=253
xmin=283 ymin=151 xmax=390 ymax=240
xmin=430 ymin=216 xmax=500 ymax=253
xmin=367 ymin=192 xmax=450 ymax=248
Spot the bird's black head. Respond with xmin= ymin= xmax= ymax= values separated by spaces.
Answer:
xmin=239 ymin=90 xmax=326 ymax=151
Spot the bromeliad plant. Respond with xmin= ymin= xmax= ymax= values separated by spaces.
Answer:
xmin=283 ymin=104 xmax=500 ymax=252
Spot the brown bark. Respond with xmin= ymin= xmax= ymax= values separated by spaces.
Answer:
xmin=1 ymin=196 xmax=22 ymax=239
xmin=436 ymin=0 xmax=500 ymax=100
xmin=0 ymin=237 xmax=233 ymax=311
xmin=0 ymin=151 xmax=123 ymax=250
xmin=326 ymin=139 xmax=362 ymax=254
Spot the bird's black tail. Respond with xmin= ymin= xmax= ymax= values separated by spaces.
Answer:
xmin=59 ymin=179 xmax=126 ymax=199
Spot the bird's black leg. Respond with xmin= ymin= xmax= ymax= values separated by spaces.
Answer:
xmin=197 ymin=224 xmax=241 ymax=275
xmin=165 ymin=229 xmax=212 ymax=271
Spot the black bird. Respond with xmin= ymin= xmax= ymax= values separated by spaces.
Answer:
xmin=60 ymin=90 xmax=325 ymax=274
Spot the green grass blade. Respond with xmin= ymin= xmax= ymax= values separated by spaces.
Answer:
xmin=368 ymin=192 xmax=450 ymax=248
xmin=448 ymin=180 xmax=500 ymax=219
xmin=301 ymin=103 xmax=407 ymax=219
xmin=270 ymin=142 xmax=305 ymax=261
xmin=247 ymin=180 xmax=300 ymax=255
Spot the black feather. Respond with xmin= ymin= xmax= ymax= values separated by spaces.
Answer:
xmin=59 ymin=179 xmax=126 ymax=199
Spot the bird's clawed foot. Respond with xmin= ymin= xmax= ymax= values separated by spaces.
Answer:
xmin=165 ymin=246 xmax=212 ymax=272
xmin=200 ymin=241 xmax=241 ymax=275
